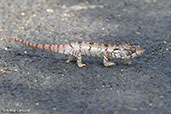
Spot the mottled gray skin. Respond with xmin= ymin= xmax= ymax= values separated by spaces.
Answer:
xmin=0 ymin=35 xmax=144 ymax=67
xmin=115 ymin=42 xmax=145 ymax=60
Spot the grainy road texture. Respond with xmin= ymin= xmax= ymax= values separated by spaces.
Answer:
xmin=0 ymin=0 xmax=170 ymax=114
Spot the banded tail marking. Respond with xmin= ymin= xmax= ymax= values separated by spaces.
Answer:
xmin=0 ymin=35 xmax=57 ymax=52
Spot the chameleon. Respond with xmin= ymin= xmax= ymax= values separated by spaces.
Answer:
xmin=0 ymin=35 xmax=144 ymax=67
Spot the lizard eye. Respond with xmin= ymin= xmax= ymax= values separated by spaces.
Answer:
xmin=130 ymin=47 xmax=136 ymax=53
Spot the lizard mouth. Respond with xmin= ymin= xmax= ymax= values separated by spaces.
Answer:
xmin=136 ymin=46 xmax=145 ymax=55
xmin=139 ymin=48 xmax=145 ymax=55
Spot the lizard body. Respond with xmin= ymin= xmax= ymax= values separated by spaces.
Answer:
xmin=0 ymin=35 xmax=144 ymax=67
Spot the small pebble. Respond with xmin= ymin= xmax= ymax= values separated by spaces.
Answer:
xmin=33 ymin=14 xmax=37 ymax=17
xmin=20 ymin=26 xmax=24 ymax=30
xmin=149 ymin=103 xmax=152 ymax=106
xmin=163 ymin=41 xmax=167 ymax=44
xmin=34 ymin=79 xmax=37 ymax=82
xmin=21 ymin=12 xmax=25 ymax=16
xmin=123 ymin=9 xmax=126 ymax=11
xmin=24 ymin=51 xmax=27 ymax=54
xmin=62 ymin=5 xmax=66 ymax=8
xmin=63 ymin=13 xmax=69 ymax=17
xmin=47 ymin=9 xmax=54 ymax=13
xmin=160 ymin=95 xmax=164 ymax=98
xmin=102 ymin=27 xmax=105 ymax=30
xmin=136 ymin=32 xmax=141 ymax=35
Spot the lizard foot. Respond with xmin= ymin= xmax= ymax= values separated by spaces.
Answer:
xmin=78 ymin=63 xmax=86 ymax=67
xmin=123 ymin=59 xmax=132 ymax=65
xmin=66 ymin=56 xmax=76 ymax=63
xmin=104 ymin=62 xmax=116 ymax=67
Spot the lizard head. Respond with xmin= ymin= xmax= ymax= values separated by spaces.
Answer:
xmin=118 ymin=42 xmax=144 ymax=59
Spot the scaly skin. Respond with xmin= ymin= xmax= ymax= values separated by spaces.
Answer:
xmin=0 ymin=35 xmax=144 ymax=67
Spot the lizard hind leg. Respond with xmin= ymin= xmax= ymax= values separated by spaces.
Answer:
xmin=66 ymin=55 xmax=77 ymax=63
xmin=76 ymin=53 xmax=86 ymax=67
xmin=69 ymin=51 xmax=86 ymax=67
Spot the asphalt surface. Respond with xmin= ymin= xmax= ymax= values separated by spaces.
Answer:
xmin=0 ymin=0 xmax=171 ymax=114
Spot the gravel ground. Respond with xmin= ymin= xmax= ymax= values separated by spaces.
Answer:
xmin=0 ymin=0 xmax=171 ymax=114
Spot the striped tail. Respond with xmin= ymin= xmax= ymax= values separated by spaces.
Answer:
xmin=0 ymin=35 xmax=57 ymax=52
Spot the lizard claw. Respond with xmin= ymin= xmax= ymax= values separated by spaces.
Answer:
xmin=66 ymin=60 xmax=70 ymax=63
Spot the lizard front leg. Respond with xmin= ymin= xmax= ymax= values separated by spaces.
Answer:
xmin=103 ymin=52 xmax=116 ymax=67
xmin=121 ymin=59 xmax=132 ymax=64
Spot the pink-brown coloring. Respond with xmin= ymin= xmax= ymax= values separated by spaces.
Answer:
xmin=0 ymin=35 xmax=144 ymax=67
